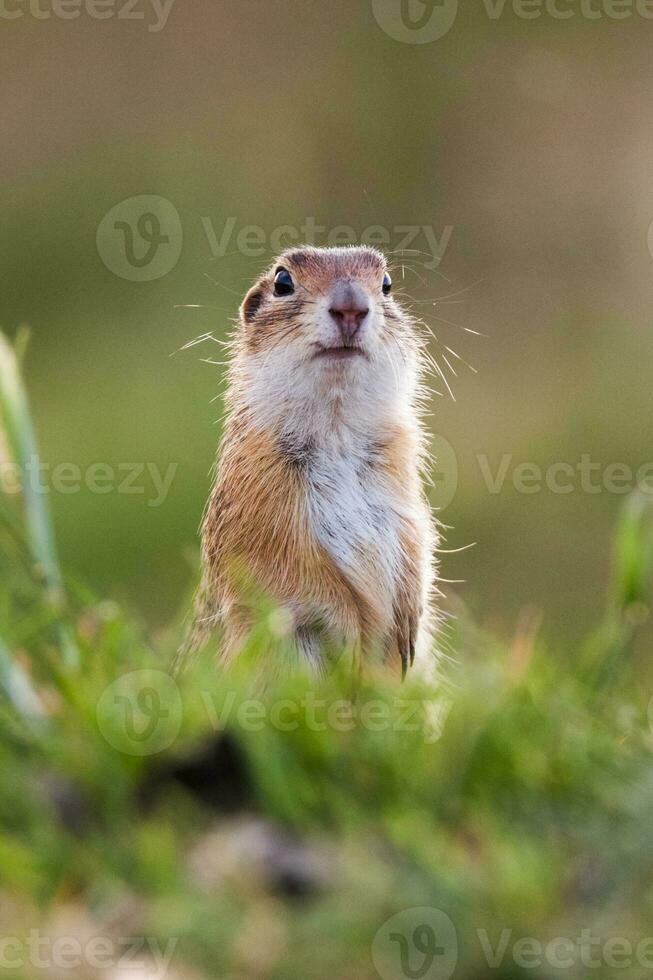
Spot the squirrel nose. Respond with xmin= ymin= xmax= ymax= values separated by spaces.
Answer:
xmin=329 ymin=281 xmax=369 ymax=341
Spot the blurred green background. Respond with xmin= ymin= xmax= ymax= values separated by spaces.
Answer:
xmin=2 ymin=0 xmax=653 ymax=648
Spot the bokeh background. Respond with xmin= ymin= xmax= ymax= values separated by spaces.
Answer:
xmin=3 ymin=0 xmax=653 ymax=650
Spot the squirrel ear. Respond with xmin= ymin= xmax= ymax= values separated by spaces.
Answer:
xmin=241 ymin=288 xmax=264 ymax=324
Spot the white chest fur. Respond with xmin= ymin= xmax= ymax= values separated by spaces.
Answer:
xmin=305 ymin=438 xmax=402 ymax=623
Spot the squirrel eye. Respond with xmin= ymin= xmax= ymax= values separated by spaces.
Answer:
xmin=273 ymin=268 xmax=295 ymax=297
xmin=382 ymin=272 xmax=392 ymax=296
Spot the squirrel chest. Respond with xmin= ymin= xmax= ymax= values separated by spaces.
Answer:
xmin=300 ymin=438 xmax=404 ymax=626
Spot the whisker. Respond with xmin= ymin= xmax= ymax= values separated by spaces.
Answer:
xmin=430 ymin=312 xmax=473 ymax=333
xmin=442 ymin=344 xmax=478 ymax=374
xmin=174 ymin=303 xmax=227 ymax=310
xmin=435 ymin=542 xmax=477 ymax=554
xmin=433 ymin=279 xmax=486 ymax=302
xmin=441 ymin=354 xmax=458 ymax=377
xmin=430 ymin=354 xmax=456 ymax=401
xmin=203 ymin=272 xmax=244 ymax=297
xmin=179 ymin=332 xmax=232 ymax=351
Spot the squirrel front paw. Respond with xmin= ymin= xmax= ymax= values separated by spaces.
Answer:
xmin=392 ymin=600 xmax=422 ymax=680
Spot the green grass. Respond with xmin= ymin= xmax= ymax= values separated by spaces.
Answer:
xmin=1 ymin=332 xmax=653 ymax=980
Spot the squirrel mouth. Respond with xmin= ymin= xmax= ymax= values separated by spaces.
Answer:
xmin=314 ymin=346 xmax=366 ymax=361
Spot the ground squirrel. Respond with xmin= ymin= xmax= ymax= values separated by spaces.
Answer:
xmin=180 ymin=246 xmax=438 ymax=677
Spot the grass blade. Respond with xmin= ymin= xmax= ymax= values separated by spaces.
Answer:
xmin=584 ymin=490 xmax=653 ymax=689
xmin=0 ymin=331 xmax=79 ymax=669
xmin=0 ymin=637 xmax=44 ymax=722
